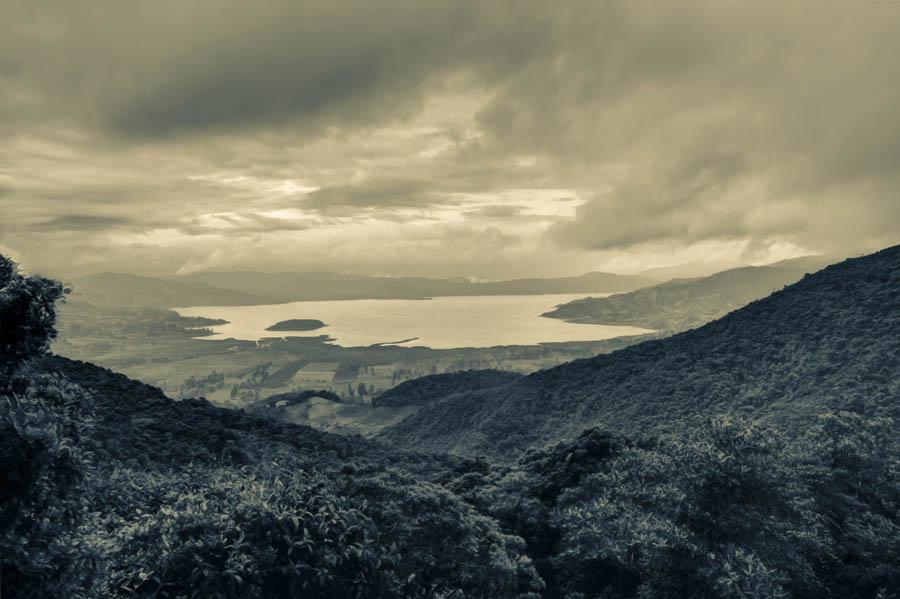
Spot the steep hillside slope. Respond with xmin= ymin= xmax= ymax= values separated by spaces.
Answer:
xmin=543 ymin=256 xmax=833 ymax=332
xmin=38 ymin=356 xmax=398 ymax=469
xmin=373 ymin=369 xmax=523 ymax=407
xmin=383 ymin=246 xmax=900 ymax=457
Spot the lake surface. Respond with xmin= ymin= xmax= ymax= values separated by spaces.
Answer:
xmin=174 ymin=294 xmax=652 ymax=349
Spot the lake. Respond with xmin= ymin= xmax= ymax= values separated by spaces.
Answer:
xmin=174 ymin=294 xmax=653 ymax=349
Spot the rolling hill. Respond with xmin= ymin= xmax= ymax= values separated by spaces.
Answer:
xmin=68 ymin=270 xmax=655 ymax=308
xmin=542 ymin=255 xmax=834 ymax=332
xmin=372 ymin=369 xmax=524 ymax=407
xmin=382 ymin=246 xmax=900 ymax=457
xmin=68 ymin=272 xmax=273 ymax=307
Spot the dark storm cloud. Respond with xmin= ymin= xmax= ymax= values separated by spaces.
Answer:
xmin=2 ymin=0 xmax=899 ymax=277
xmin=0 ymin=0 xmax=523 ymax=138
xmin=108 ymin=3 xmax=479 ymax=138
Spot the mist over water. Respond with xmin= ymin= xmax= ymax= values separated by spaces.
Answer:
xmin=175 ymin=294 xmax=653 ymax=349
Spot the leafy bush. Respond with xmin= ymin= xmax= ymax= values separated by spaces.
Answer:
xmin=462 ymin=415 xmax=899 ymax=598
xmin=93 ymin=464 xmax=399 ymax=598
xmin=554 ymin=418 xmax=827 ymax=598
xmin=797 ymin=412 xmax=900 ymax=598
xmin=0 ymin=372 xmax=96 ymax=598
xmin=342 ymin=468 xmax=542 ymax=597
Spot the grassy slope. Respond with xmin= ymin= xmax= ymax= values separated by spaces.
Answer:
xmin=382 ymin=246 xmax=900 ymax=457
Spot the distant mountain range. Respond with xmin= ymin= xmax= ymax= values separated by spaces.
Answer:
xmin=542 ymin=255 xmax=835 ymax=332
xmin=382 ymin=246 xmax=900 ymax=457
xmin=69 ymin=270 xmax=656 ymax=307
xmin=67 ymin=273 xmax=271 ymax=307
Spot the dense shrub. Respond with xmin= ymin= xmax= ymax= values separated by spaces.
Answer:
xmin=343 ymin=469 xmax=542 ymax=597
xmin=797 ymin=412 xmax=900 ymax=598
xmin=554 ymin=418 xmax=827 ymax=598
xmin=91 ymin=465 xmax=399 ymax=598
xmin=0 ymin=372 xmax=97 ymax=598
xmin=461 ymin=415 xmax=899 ymax=599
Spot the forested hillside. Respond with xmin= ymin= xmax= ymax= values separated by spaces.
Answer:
xmin=542 ymin=256 xmax=833 ymax=332
xmin=3 ymin=252 xmax=898 ymax=598
xmin=373 ymin=369 xmax=523 ymax=407
xmin=383 ymin=246 xmax=900 ymax=457
xmin=3 ymin=354 xmax=543 ymax=598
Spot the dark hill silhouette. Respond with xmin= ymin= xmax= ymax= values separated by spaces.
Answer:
xmin=373 ymin=369 xmax=523 ymax=407
xmin=382 ymin=245 xmax=900 ymax=457
xmin=36 ymin=355 xmax=452 ymax=472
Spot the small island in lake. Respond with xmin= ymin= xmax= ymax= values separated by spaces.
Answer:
xmin=265 ymin=318 xmax=327 ymax=332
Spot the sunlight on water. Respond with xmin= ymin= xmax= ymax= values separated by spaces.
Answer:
xmin=174 ymin=294 xmax=653 ymax=349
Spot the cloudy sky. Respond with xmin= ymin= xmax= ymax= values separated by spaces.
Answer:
xmin=2 ymin=1 xmax=899 ymax=279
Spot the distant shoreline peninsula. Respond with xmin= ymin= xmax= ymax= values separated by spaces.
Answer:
xmin=264 ymin=318 xmax=327 ymax=331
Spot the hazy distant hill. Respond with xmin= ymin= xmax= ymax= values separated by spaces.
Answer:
xmin=69 ymin=272 xmax=273 ymax=307
xmin=543 ymin=255 xmax=834 ymax=332
xmin=176 ymin=270 xmax=655 ymax=302
xmin=382 ymin=246 xmax=900 ymax=457
xmin=70 ymin=270 xmax=655 ymax=307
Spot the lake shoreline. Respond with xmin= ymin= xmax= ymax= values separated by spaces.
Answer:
xmin=174 ymin=294 xmax=654 ymax=350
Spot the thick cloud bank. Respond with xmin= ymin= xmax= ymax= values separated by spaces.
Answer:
xmin=2 ymin=1 xmax=898 ymax=277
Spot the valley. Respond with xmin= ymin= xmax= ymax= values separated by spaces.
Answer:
xmin=53 ymin=297 xmax=655 ymax=421
xmin=4 ymin=245 xmax=898 ymax=599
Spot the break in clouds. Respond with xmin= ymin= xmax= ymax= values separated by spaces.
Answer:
xmin=2 ymin=0 xmax=899 ymax=278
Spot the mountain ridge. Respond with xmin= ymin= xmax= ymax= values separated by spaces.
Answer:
xmin=68 ymin=270 xmax=655 ymax=307
xmin=542 ymin=255 xmax=835 ymax=332
xmin=382 ymin=245 xmax=900 ymax=457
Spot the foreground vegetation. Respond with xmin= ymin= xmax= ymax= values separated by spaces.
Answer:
xmin=3 ymin=253 xmax=898 ymax=598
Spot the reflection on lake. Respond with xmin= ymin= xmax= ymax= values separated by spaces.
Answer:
xmin=174 ymin=294 xmax=653 ymax=349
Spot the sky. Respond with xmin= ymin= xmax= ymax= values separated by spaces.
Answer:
xmin=2 ymin=0 xmax=899 ymax=280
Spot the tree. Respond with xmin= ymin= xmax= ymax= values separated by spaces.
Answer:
xmin=0 ymin=255 xmax=67 ymax=383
